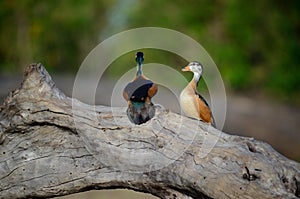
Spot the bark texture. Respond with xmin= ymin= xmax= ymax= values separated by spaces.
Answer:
xmin=0 ymin=63 xmax=299 ymax=199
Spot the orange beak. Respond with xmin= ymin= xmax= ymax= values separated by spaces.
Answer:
xmin=182 ymin=65 xmax=191 ymax=72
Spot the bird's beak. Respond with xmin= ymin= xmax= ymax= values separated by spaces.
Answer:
xmin=182 ymin=65 xmax=191 ymax=72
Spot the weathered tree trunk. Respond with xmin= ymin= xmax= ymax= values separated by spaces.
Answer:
xmin=0 ymin=63 xmax=299 ymax=199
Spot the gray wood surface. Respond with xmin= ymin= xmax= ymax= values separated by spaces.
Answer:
xmin=0 ymin=63 xmax=299 ymax=199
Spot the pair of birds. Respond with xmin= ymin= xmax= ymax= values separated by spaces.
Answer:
xmin=123 ymin=52 xmax=215 ymax=127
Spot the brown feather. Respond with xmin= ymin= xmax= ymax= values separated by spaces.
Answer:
xmin=195 ymin=94 xmax=213 ymax=124
xmin=148 ymin=83 xmax=158 ymax=98
xmin=181 ymin=80 xmax=215 ymax=126
xmin=123 ymin=89 xmax=129 ymax=101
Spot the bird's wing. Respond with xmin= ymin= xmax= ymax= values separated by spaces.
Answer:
xmin=148 ymin=83 xmax=158 ymax=98
xmin=123 ymin=77 xmax=154 ymax=102
xmin=195 ymin=92 xmax=215 ymax=126
xmin=123 ymin=89 xmax=129 ymax=101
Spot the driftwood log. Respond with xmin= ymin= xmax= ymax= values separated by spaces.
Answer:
xmin=0 ymin=63 xmax=299 ymax=199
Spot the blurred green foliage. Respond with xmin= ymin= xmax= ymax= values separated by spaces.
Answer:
xmin=0 ymin=0 xmax=299 ymax=102
xmin=0 ymin=0 xmax=110 ymax=72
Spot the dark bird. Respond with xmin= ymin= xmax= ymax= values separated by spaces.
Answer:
xmin=180 ymin=61 xmax=215 ymax=127
xmin=123 ymin=52 xmax=158 ymax=124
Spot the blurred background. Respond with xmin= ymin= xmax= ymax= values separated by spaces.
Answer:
xmin=0 ymin=0 xmax=299 ymax=198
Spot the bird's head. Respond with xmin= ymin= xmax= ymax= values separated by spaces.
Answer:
xmin=182 ymin=61 xmax=203 ymax=76
xmin=135 ymin=51 xmax=144 ymax=66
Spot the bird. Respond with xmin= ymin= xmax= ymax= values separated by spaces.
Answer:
xmin=179 ymin=61 xmax=215 ymax=127
xmin=123 ymin=52 xmax=158 ymax=124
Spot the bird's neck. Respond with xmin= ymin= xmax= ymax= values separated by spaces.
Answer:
xmin=136 ymin=65 xmax=142 ymax=76
xmin=191 ymin=72 xmax=201 ymax=88
xmin=136 ymin=63 xmax=142 ymax=76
